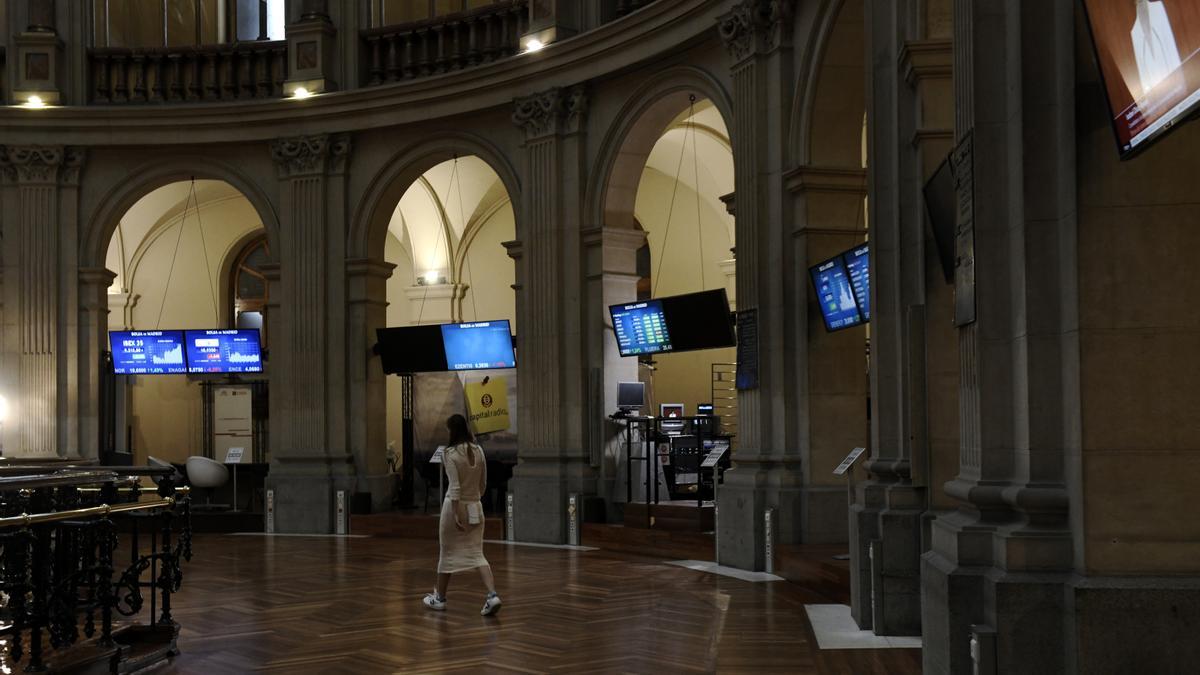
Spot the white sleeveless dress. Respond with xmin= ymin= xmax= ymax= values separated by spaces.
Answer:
xmin=437 ymin=443 xmax=489 ymax=573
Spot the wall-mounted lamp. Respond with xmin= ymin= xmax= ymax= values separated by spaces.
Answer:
xmin=523 ymin=38 xmax=545 ymax=54
xmin=291 ymin=87 xmax=313 ymax=100
xmin=23 ymin=94 xmax=47 ymax=109
xmin=419 ymin=270 xmax=446 ymax=286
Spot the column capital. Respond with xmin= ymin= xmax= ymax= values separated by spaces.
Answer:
xmin=269 ymin=133 xmax=350 ymax=178
xmin=512 ymin=86 xmax=587 ymax=140
xmin=784 ymin=164 xmax=867 ymax=196
xmin=0 ymin=145 xmax=84 ymax=185
xmin=717 ymin=0 xmax=795 ymax=63
xmin=345 ymin=258 xmax=396 ymax=280
xmin=502 ymin=239 xmax=524 ymax=261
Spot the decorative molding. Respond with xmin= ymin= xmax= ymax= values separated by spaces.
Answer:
xmin=900 ymin=39 xmax=953 ymax=87
xmin=269 ymin=133 xmax=351 ymax=178
xmin=719 ymin=191 xmax=736 ymax=216
xmin=717 ymin=0 xmax=794 ymax=63
xmin=911 ymin=128 xmax=953 ymax=149
xmin=0 ymin=145 xmax=82 ymax=184
xmin=511 ymin=85 xmax=588 ymax=139
xmin=344 ymin=258 xmax=396 ymax=279
xmin=783 ymin=165 xmax=867 ymax=195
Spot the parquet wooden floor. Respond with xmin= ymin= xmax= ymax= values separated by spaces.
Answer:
xmin=157 ymin=534 xmax=920 ymax=674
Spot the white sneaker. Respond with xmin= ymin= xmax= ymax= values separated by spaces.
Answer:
xmin=481 ymin=593 xmax=502 ymax=616
xmin=423 ymin=592 xmax=447 ymax=611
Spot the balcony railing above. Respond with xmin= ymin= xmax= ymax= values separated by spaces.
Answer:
xmin=88 ymin=41 xmax=288 ymax=104
xmin=361 ymin=0 xmax=529 ymax=86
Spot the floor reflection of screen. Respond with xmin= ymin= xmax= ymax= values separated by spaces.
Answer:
xmin=440 ymin=321 xmax=516 ymax=371
xmin=610 ymin=300 xmax=673 ymax=356
xmin=843 ymin=244 xmax=871 ymax=321
xmin=185 ymin=329 xmax=263 ymax=373
xmin=110 ymin=330 xmax=188 ymax=375
xmin=809 ymin=257 xmax=864 ymax=331
xmin=1084 ymin=0 xmax=1200 ymax=156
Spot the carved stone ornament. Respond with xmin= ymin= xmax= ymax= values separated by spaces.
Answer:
xmin=0 ymin=145 xmax=82 ymax=184
xmin=512 ymin=85 xmax=588 ymax=139
xmin=270 ymin=133 xmax=351 ymax=178
xmin=718 ymin=0 xmax=794 ymax=62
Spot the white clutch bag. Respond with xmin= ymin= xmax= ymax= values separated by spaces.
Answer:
xmin=467 ymin=502 xmax=482 ymax=525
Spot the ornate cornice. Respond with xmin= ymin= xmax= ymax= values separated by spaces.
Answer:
xmin=269 ymin=133 xmax=351 ymax=178
xmin=511 ymin=85 xmax=588 ymax=140
xmin=717 ymin=0 xmax=794 ymax=63
xmin=0 ymin=145 xmax=84 ymax=184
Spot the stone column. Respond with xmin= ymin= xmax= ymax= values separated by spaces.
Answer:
xmin=0 ymin=145 xmax=83 ymax=458
xmin=346 ymin=258 xmax=395 ymax=512
xmin=714 ymin=0 xmax=797 ymax=570
xmin=508 ymin=86 xmax=594 ymax=544
xmin=920 ymin=2 xmax=1075 ymax=673
xmin=266 ymin=133 xmax=354 ymax=533
xmin=847 ymin=1 xmax=956 ymax=637
xmin=78 ymin=267 xmax=116 ymax=460
xmin=585 ymin=226 xmax=646 ymax=504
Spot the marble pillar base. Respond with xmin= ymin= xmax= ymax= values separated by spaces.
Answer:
xmin=509 ymin=455 xmax=596 ymax=545
xmin=266 ymin=453 xmax=355 ymax=534
xmin=715 ymin=464 xmax=769 ymax=571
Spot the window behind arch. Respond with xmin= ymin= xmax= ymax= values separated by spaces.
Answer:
xmin=374 ymin=0 xmax=501 ymax=27
xmin=93 ymin=0 xmax=285 ymax=48
xmin=231 ymin=236 xmax=270 ymax=348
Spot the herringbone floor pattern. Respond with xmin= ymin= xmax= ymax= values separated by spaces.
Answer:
xmin=153 ymin=534 xmax=918 ymax=674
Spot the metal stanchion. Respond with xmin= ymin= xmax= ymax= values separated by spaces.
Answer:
xmin=505 ymin=492 xmax=515 ymax=541
xmin=335 ymin=490 xmax=347 ymax=535
xmin=567 ymin=493 xmax=580 ymax=546
xmin=764 ymin=507 xmax=776 ymax=575
xmin=265 ymin=488 xmax=275 ymax=533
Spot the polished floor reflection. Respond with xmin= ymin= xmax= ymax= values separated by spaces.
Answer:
xmin=160 ymin=534 xmax=920 ymax=674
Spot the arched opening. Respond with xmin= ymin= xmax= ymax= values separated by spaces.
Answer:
xmin=374 ymin=155 xmax=518 ymax=512
xmin=596 ymin=84 xmax=737 ymax=518
xmin=103 ymin=179 xmax=271 ymax=478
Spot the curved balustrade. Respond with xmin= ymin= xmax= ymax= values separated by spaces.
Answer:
xmin=0 ymin=467 xmax=192 ymax=672
xmin=88 ymin=41 xmax=288 ymax=104
xmin=361 ymin=0 xmax=529 ymax=86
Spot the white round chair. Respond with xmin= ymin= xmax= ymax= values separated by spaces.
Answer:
xmin=147 ymin=455 xmax=182 ymax=486
xmin=185 ymin=456 xmax=229 ymax=510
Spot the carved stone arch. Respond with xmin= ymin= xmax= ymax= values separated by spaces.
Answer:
xmin=788 ymin=0 xmax=867 ymax=168
xmin=586 ymin=65 xmax=735 ymax=232
xmin=82 ymin=155 xmax=281 ymax=270
xmin=349 ymin=132 xmax=523 ymax=260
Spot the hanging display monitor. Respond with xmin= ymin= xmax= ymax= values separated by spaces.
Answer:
xmin=109 ymin=330 xmax=187 ymax=375
xmin=184 ymin=329 xmax=264 ymax=373
xmin=842 ymin=243 xmax=871 ymax=320
xmin=440 ymin=321 xmax=517 ymax=371
xmin=610 ymin=299 xmax=673 ymax=356
xmin=809 ymin=256 xmax=864 ymax=332
xmin=1082 ymin=0 xmax=1200 ymax=158
xmin=376 ymin=320 xmax=517 ymax=374
xmin=609 ymin=289 xmax=737 ymax=358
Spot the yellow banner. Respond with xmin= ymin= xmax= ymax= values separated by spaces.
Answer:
xmin=464 ymin=377 xmax=510 ymax=435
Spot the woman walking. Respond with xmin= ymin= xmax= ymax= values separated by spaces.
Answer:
xmin=424 ymin=414 xmax=502 ymax=616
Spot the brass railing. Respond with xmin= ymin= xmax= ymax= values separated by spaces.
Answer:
xmin=88 ymin=40 xmax=288 ymax=104
xmin=361 ymin=0 xmax=528 ymax=86
xmin=0 ymin=467 xmax=192 ymax=671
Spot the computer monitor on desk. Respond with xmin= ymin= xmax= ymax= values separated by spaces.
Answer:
xmin=617 ymin=381 xmax=645 ymax=414
xmin=660 ymin=403 xmax=685 ymax=419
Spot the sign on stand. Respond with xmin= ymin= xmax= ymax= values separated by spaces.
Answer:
xmin=224 ymin=447 xmax=245 ymax=464
xmin=834 ymin=447 xmax=867 ymax=476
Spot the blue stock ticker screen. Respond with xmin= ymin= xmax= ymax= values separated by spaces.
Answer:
xmin=843 ymin=244 xmax=871 ymax=320
xmin=810 ymin=256 xmax=864 ymax=331
xmin=185 ymin=329 xmax=264 ymax=373
xmin=611 ymin=299 xmax=673 ymax=356
xmin=110 ymin=330 xmax=188 ymax=375
xmin=440 ymin=321 xmax=516 ymax=371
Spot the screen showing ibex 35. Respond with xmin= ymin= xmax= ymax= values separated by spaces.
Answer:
xmin=110 ymin=330 xmax=188 ymax=375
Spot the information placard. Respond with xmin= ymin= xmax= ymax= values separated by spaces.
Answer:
xmin=736 ymin=309 xmax=759 ymax=390
xmin=833 ymin=447 xmax=867 ymax=476
xmin=224 ymin=447 xmax=245 ymax=464
xmin=430 ymin=446 xmax=446 ymax=464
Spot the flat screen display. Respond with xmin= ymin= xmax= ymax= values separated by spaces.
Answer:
xmin=610 ymin=299 xmax=672 ymax=356
xmin=809 ymin=256 xmax=864 ymax=332
xmin=184 ymin=329 xmax=264 ymax=373
xmin=440 ymin=321 xmax=517 ymax=371
xmin=109 ymin=330 xmax=187 ymax=375
xmin=608 ymin=289 xmax=736 ymax=358
xmin=617 ymin=382 xmax=645 ymax=409
xmin=842 ymin=244 xmax=871 ymax=320
xmin=1082 ymin=0 xmax=1200 ymax=158
xmin=376 ymin=325 xmax=447 ymax=374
